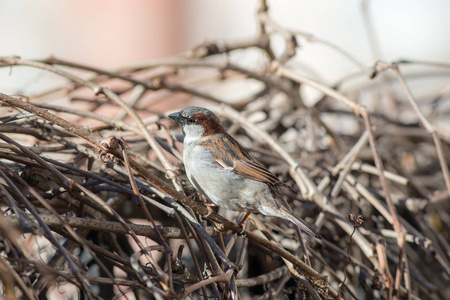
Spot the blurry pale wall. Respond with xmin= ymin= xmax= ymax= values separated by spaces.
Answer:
xmin=1 ymin=0 xmax=450 ymax=93
xmin=0 ymin=0 xmax=183 ymax=94
xmin=0 ymin=0 xmax=182 ymax=65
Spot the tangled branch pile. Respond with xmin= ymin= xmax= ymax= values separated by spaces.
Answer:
xmin=0 ymin=3 xmax=449 ymax=300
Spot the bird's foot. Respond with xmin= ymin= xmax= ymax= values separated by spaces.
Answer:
xmin=237 ymin=224 xmax=247 ymax=238
xmin=200 ymin=205 xmax=214 ymax=220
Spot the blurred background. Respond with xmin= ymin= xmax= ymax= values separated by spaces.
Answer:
xmin=2 ymin=0 xmax=450 ymax=94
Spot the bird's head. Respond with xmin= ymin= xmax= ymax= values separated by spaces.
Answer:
xmin=169 ymin=106 xmax=225 ymax=139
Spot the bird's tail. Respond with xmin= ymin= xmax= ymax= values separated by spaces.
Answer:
xmin=280 ymin=207 xmax=322 ymax=239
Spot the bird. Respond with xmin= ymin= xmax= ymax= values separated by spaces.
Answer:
xmin=169 ymin=106 xmax=321 ymax=239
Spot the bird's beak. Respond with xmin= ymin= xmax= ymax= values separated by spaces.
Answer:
xmin=168 ymin=111 xmax=181 ymax=123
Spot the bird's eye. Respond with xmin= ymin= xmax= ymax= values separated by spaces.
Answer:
xmin=186 ymin=117 xmax=197 ymax=124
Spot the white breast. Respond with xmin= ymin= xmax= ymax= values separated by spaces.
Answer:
xmin=182 ymin=140 xmax=266 ymax=212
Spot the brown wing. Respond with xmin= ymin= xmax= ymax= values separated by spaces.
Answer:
xmin=231 ymin=159 xmax=283 ymax=186
xmin=203 ymin=133 xmax=284 ymax=187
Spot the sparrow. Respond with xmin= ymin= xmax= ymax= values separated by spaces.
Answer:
xmin=169 ymin=106 xmax=321 ymax=239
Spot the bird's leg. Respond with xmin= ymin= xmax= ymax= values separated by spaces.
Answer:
xmin=238 ymin=212 xmax=252 ymax=225
xmin=237 ymin=212 xmax=252 ymax=236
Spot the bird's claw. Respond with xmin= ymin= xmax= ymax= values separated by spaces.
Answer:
xmin=200 ymin=205 xmax=213 ymax=220
xmin=238 ymin=224 xmax=247 ymax=238
xmin=203 ymin=209 xmax=212 ymax=218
